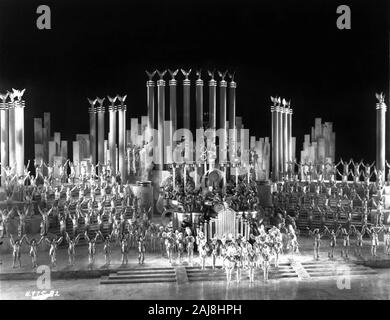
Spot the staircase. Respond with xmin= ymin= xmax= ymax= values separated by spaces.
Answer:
xmin=100 ymin=267 xmax=176 ymax=284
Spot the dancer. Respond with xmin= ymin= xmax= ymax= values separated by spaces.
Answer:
xmin=65 ymin=232 xmax=81 ymax=266
xmin=383 ymin=226 xmax=390 ymax=255
xmin=262 ymin=245 xmax=271 ymax=281
xmin=324 ymin=225 xmax=340 ymax=259
xmin=84 ymin=231 xmax=100 ymax=266
xmin=98 ymin=230 xmax=115 ymax=265
xmin=10 ymin=234 xmax=25 ymax=268
xmin=308 ymin=227 xmax=325 ymax=260
xmin=198 ymin=236 xmax=209 ymax=270
xmin=45 ymin=235 xmax=63 ymax=268
xmin=340 ymin=227 xmax=352 ymax=259
xmin=185 ymin=227 xmax=195 ymax=264
xmin=119 ymin=233 xmax=130 ymax=265
xmin=365 ymin=225 xmax=384 ymax=257
xmin=138 ymin=234 xmax=146 ymax=265
xmin=23 ymin=235 xmax=44 ymax=269
xmin=351 ymin=225 xmax=365 ymax=257
xmin=247 ymin=248 xmax=256 ymax=283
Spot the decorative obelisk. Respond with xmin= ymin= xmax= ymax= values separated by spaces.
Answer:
xmin=0 ymin=92 xmax=9 ymax=185
xmin=271 ymin=96 xmax=280 ymax=181
xmin=181 ymin=69 xmax=191 ymax=131
xmin=157 ymin=70 xmax=167 ymax=169
xmin=108 ymin=95 xmax=118 ymax=174
xmin=146 ymin=70 xmax=156 ymax=142
xmin=195 ymin=70 xmax=204 ymax=129
xmin=376 ymin=93 xmax=386 ymax=176
xmin=88 ymin=98 xmax=98 ymax=166
xmin=118 ymin=95 xmax=127 ymax=181
xmin=7 ymin=90 xmax=16 ymax=168
xmin=96 ymin=97 xmax=105 ymax=169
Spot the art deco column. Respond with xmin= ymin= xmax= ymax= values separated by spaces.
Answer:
xmin=271 ymin=97 xmax=279 ymax=181
xmin=182 ymin=69 xmax=191 ymax=131
xmin=108 ymin=95 xmax=118 ymax=174
xmin=8 ymin=92 xmax=16 ymax=168
xmin=282 ymin=100 xmax=288 ymax=173
xmin=14 ymin=90 xmax=25 ymax=176
xmin=146 ymin=70 xmax=156 ymax=141
xmin=278 ymin=101 xmax=284 ymax=176
xmin=157 ymin=70 xmax=167 ymax=168
xmin=219 ymin=71 xmax=228 ymax=163
xmin=97 ymin=97 xmax=105 ymax=167
xmin=208 ymin=70 xmax=217 ymax=130
xmin=0 ymin=94 xmax=9 ymax=180
xmin=168 ymin=69 xmax=178 ymax=135
xmin=287 ymin=104 xmax=293 ymax=164
xmin=118 ymin=95 xmax=127 ymax=181
xmin=376 ymin=93 xmax=387 ymax=174
xmin=88 ymin=98 xmax=97 ymax=166
xmin=228 ymin=73 xmax=237 ymax=163
xmin=195 ymin=70 xmax=204 ymax=129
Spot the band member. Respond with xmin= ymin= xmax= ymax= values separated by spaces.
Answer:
xmin=65 ymin=232 xmax=81 ymax=266
xmin=45 ymin=235 xmax=63 ymax=267
xmin=84 ymin=231 xmax=100 ymax=266
xmin=10 ymin=234 xmax=25 ymax=268
xmin=351 ymin=225 xmax=365 ymax=257
xmin=138 ymin=234 xmax=146 ymax=265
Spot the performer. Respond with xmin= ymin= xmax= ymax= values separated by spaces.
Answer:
xmin=308 ymin=228 xmax=325 ymax=260
xmin=351 ymin=225 xmax=365 ymax=257
xmin=138 ymin=234 xmax=146 ymax=265
xmin=210 ymin=236 xmax=220 ymax=270
xmin=262 ymin=245 xmax=271 ymax=281
xmin=324 ymin=225 xmax=340 ymax=259
xmin=98 ymin=230 xmax=115 ymax=265
xmin=340 ymin=227 xmax=352 ymax=259
xmin=45 ymin=235 xmax=63 ymax=267
xmin=247 ymin=247 xmax=257 ymax=283
xmin=10 ymin=234 xmax=25 ymax=268
xmin=185 ymin=227 xmax=195 ymax=264
xmin=23 ymin=235 xmax=44 ymax=269
xmin=198 ymin=235 xmax=209 ymax=270
xmin=286 ymin=225 xmax=299 ymax=258
xmin=84 ymin=231 xmax=100 ymax=266
xmin=65 ymin=232 xmax=81 ymax=266
xmin=365 ymin=225 xmax=384 ymax=257
xmin=0 ymin=208 xmax=11 ymax=238
xmin=119 ymin=233 xmax=130 ymax=265
xmin=383 ymin=226 xmax=390 ymax=255
xmin=175 ymin=232 xmax=185 ymax=264
xmin=17 ymin=206 xmax=30 ymax=237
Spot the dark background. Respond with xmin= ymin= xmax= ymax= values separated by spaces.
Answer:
xmin=0 ymin=0 xmax=388 ymax=163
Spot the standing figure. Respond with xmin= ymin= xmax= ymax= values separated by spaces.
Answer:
xmin=17 ymin=206 xmax=30 ymax=237
xmin=84 ymin=231 xmax=100 ymax=266
xmin=383 ymin=226 xmax=390 ymax=255
xmin=308 ymin=228 xmax=325 ymax=260
xmin=351 ymin=225 xmax=365 ymax=257
xmin=286 ymin=225 xmax=299 ymax=258
xmin=247 ymin=248 xmax=257 ymax=283
xmin=198 ymin=237 xmax=209 ymax=270
xmin=365 ymin=225 xmax=384 ymax=257
xmin=324 ymin=226 xmax=340 ymax=259
xmin=0 ymin=209 xmax=11 ymax=238
xmin=138 ymin=234 xmax=146 ymax=264
xmin=98 ymin=230 xmax=115 ymax=265
xmin=210 ymin=236 xmax=220 ymax=270
xmin=23 ymin=235 xmax=44 ymax=269
xmin=45 ymin=236 xmax=63 ymax=267
xmin=223 ymin=242 xmax=236 ymax=284
xmin=340 ymin=227 xmax=352 ymax=259
xmin=10 ymin=234 xmax=25 ymax=268
xmin=262 ymin=245 xmax=271 ymax=281
xmin=176 ymin=232 xmax=185 ymax=264
xmin=185 ymin=228 xmax=195 ymax=264
xmin=65 ymin=232 xmax=81 ymax=266
xmin=165 ymin=231 xmax=175 ymax=263
xmin=120 ymin=233 xmax=130 ymax=265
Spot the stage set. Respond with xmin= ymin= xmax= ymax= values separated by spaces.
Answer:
xmin=1 ymin=69 xmax=390 ymax=289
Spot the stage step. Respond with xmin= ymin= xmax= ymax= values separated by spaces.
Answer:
xmin=100 ymin=267 xmax=176 ymax=284
xmin=299 ymin=261 xmax=377 ymax=278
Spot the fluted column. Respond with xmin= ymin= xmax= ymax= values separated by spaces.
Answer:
xmin=228 ymin=76 xmax=236 ymax=163
xmin=108 ymin=98 xmax=117 ymax=174
xmin=157 ymin=71 xmax=166 ymax=168
xmin=0 ymin=97 xmax=9 ymax=178
xmin=118 ymin=95 xmax=127 ymax=182
xmin=14 ymin=98 xmax=25 ymax=176
xmin=208 ymin=71 xmax=217 ymax=130
xmin=271 ymin=101 xmax=279 ymax=181
xmin=219 ymin=71 xmax=227 ymax=164
xmin=287 ymin=106 xmax=293 ymax=164
xmin=146 ymin=71 xmax=156 ymax=142
xmin=278 ymin=104 xmax=283 ymax=176
xmin=8 ymin=97 xmax=15 ymax=168
xmin=169 ymin=71 xmax=177 ymax=135
xmin=88 ymin=98 xmax=97 ymax=166
xmin=196 ymin=71 xmax=204 ymax=129
xmin=376 ymin=94 xmax=387 ymax=174
xmin=282 ymin=104 xmax=288 ymax=173
xmin=97 ymin=98 xmax=105 ymax=168
xmin=182 ymin=69 xmax=191 ymax=131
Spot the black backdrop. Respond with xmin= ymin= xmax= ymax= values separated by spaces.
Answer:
xmin=0 ymin=0 xmax=388 ymax=163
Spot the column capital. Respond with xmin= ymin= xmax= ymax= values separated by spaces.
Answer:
xmin=108 ymin=105 xmax=118 ymax=112
xmin=118 ymin=104 xmax=127 ymax=112
xmin=219 ymin=80 xmax=227 ymax=88
xmin=183 ymin=79 xmax=191 ymax=86
xmin=97 ymin=106 xmax=106 ymax=113
xmin=0 ymin=102 xmax=8 ymax=110
xmin=229 ymin=81 xmax=237 ymax=88
xmin=157 ymin=79 xmax=166 ymax=86
xmin=270 ymin=106 xmax=275 ymax=112
xmin=14 ymin=100 xmax=26 ymax=108
xmin=376 ymin=103 xmax=387 ymax=111
xmin=209 ymin=79 xmax=217 ymax=87
xmin=196 ymin=79 xmax=204 ymax=86
xmin=146 ymin=80 xmax=155 ymax=87
xmin=169 ymin=79 xmax=177 ymax=86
